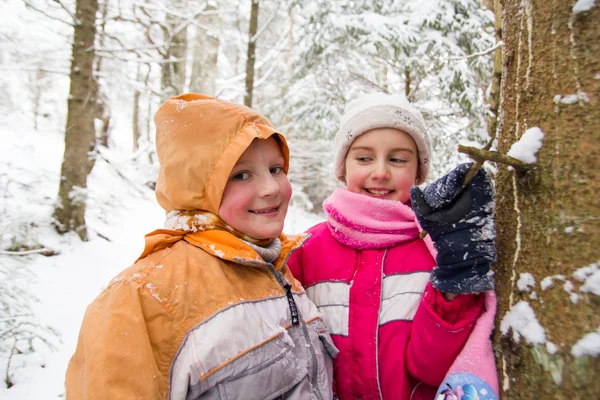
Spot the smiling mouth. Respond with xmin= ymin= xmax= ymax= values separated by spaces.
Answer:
xmin=364 ymin=189 xmax=394 ymax=195
xmin=249 ymin=206 xmax=279 ymax=214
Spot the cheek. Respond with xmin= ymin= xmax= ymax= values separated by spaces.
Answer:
xmin=219 ymin=185 xmax=250 ymax=223
xmin=280 ymin=176 xmax=293 ymax=204
xmin=345 ymin=166 xmax=367 ymax=188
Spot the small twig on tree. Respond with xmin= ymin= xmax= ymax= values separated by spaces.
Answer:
xmin=24 ymin=1 xmax=75 ymax=27
xmin=52 ymin=0 xmax=80 ymax=25
xmin=250 ymin=1 xmax=281 ymax=44
xmin=459 ymin=144 xmax=532 ymax=170
xmin=446 ymin=41 xmax=504 ymax=61
xmin=348 ymin=71 xmax=390 ymax=94
xmin=4 ymin=339 xmax=18 ymax=388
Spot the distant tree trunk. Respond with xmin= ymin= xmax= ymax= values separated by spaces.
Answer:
xmin=494 ymin=1 xmax=599 ymax=398
xmin=161 ymin=0 xmax=188 ymax=102
xmin=487 ymin=0 xmax=502 ymax=139
xmin=96 ymin=0 xmax=110 ymax=148
xmin=54 ymin=0 xmax=100 ymax=241
xmin=189 ymin=2 xmax=221 ymax=95
xmin=244 ymin=0 xmax=259 ymax=107
xmin=132 ymin=89 xmax=141 ymax=152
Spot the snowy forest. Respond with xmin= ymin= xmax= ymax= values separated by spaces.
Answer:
xmin=0 ymin=0 xmax=598 ymax=398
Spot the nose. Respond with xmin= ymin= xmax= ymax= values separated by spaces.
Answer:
xmin=371 ymin=161 xmax=390 ymax=180
xmin=258 ymin=173 xmax=280 ymax=198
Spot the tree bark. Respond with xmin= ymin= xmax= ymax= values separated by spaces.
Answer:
xmin=54 ymin=0 xmax=100 ymax=241
xmin=494 ymin=1 xmax=599 ymax=398
xmin=244 ymin=0 xmax=259 ymax=107
xmin=487 ymin=0 xmax=502 ymax=139
xmin=189 ymin=2 xmax=221 ymax=95
xmin=161 ymin=0 xmax=188 ymax=102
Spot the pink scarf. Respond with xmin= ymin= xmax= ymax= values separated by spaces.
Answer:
xmin=323 ymin=188 xmax=435 ymax=253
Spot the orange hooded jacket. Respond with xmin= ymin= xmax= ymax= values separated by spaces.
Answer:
xmin=65 ymin=94 xmax=337 ymax=400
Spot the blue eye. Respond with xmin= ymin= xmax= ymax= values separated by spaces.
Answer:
xmin=390 ymin=158 xmax=407 ymax=163
xmin=231 ymin=171 xmax=250 ymax=181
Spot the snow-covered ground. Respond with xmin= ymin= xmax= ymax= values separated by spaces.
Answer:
xmin=0 ymin=112 xmax=324 ymax=399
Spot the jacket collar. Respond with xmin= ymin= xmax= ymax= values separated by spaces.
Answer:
xmin=138 ymin=229 xmax=308 ymax=270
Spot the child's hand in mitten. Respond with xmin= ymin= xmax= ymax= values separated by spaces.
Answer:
xmin=410 ymin=163 xmax=496 ymax=294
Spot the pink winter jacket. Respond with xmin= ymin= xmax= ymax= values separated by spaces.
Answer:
xmin=287 ymin=190 xmax=484 ymax=400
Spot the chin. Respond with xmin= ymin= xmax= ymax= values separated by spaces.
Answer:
xmin=251 ymin=226 xmax=283 ymax=240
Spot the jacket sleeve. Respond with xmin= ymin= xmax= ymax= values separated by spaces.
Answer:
xmin=65 ymin=280 xmax=167 ymax=400
xmin=405 ymin=283 xmax=483 ymax=386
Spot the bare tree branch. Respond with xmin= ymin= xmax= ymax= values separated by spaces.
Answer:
xmin=52 ymin=0 xmax=80 ymax=24
xmin=24 ymin=0 xmax=75 ymax=26
xmin=446 ymin=41 xmax=504 ymax=61
xmin=0 ymin=248 xmax=58 ymax=256
xmin=250 ymin=1 xmax=281 ymax=44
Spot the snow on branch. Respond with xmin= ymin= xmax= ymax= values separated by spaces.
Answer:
xmin=0 ymin=248 xmax=58 ymax=256
xmin=446 ymin=41 xmax=504 ymax=61
xmin=23 ymin=0 xmax=77 ymax=27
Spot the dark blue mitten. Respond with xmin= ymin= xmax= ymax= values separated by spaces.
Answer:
xmin=410 ymin=163 xmax=496 ymax=294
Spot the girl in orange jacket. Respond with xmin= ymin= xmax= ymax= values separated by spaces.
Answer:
xmin=65 ymin=93 xmax=337 ymax=400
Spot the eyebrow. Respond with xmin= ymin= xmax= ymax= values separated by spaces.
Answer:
xmin=349 ymin=146 xmax=415 ymax=154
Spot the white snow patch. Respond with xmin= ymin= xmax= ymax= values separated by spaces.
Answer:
xmin=517 ymin=272 xmax=536 ymax=292
xmin=563 ymin=280 xmax=579 ymax=303
xmin=571 ymin=329 xmax=600 ymax=358
xmin=209 ymin=244 xmax=225 ymax=258
xmin=500 ymin=301 xmax=547 ymax=345
xmin=507 ymin=127 xmax=544 ymax=164
xmin=554 ymin=92 xmax=590 ymax=105
xmin=576 ymin=261 xmax=600 ymax=296
xmin=541 ymin=274 xmax=565 ymax=290
xmin=546 ymin=342 xmax=558 ymax=354
xmin=573 ymin=0 xmax=595 ymax=13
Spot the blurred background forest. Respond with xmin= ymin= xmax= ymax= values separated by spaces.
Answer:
xmin=2 ymin=0 xmax=599 ymax=398
xmin=0 ymin=0 xmax=500 ymax=393
xmin=2 ymin=0 xmax=498 ymax=224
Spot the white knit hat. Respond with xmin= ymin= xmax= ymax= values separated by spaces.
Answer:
xmin=334 ymin=92 xmax=432 ymax=185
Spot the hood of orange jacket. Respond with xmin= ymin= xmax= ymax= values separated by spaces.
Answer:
xmin=154 ymin=93 xmax=290 ymax=215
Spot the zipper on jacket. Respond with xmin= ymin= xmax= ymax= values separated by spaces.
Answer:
xmin=283 ymin=282 xmax=299 ymax=325
xmin=375 ymin=249 xmax=387 ymax=400
xmin=266 ymin=263 xmax=324 ymax=400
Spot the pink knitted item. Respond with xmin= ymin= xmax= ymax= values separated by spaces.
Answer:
xmin=323 ymin=188 xmax=435 ymax=251
xmin=436 ymin=291 xmax=499 ymax=400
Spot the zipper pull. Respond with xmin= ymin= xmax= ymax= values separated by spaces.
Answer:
xmin=284 ymin=283 xmax=299 ymax=325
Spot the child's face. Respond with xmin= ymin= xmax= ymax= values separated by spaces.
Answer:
xmin=344 ymin=128 xmax=418 ymax=203
xmin=219 ymin=137 xmax=292 ymax=239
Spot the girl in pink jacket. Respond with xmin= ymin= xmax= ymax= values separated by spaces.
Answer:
xmin=287 ymin=93 xmax=498 ymax=400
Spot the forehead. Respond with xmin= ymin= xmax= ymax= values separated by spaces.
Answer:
xmin=350 ymin=128 xmax=417 ymax=151
xmin=235 ymin=136 xmax=283 ymax=164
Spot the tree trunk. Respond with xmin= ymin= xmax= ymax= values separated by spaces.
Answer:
xmin=487 ymin=0 xmax=502 ymax=139
xmin=54 ymin=0 xmax=100 ymax=241
xmin=244 ymin=0 xmax=259 ymax=107
xmin=95 ymin=0 xmax=110 ymax=148
xmin=189 ymin=2 xmax=221 ymax=95
xmin=161 ymin=1 xmax=188 ymax=102
xmin=132 ymin=89 xmax=141 ymax=152
xmin=494 ymin=1 xmax=599 ymax=398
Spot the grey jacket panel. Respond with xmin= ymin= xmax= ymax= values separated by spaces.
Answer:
xmin=181 ymin=318 xmax=336 ymax=400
